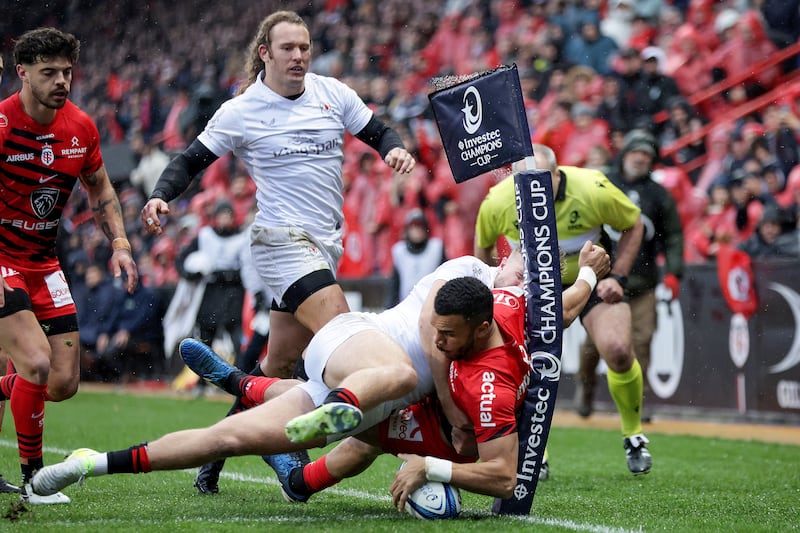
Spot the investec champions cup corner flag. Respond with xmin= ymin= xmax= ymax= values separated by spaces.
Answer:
xmin=428 ymin=64 xmax=563 ymax=515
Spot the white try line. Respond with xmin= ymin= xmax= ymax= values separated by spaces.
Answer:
xmin=0 ymin=439 xmax=639 ymax=532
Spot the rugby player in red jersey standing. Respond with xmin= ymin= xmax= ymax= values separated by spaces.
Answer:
xmin=0 ymin=27 xmax=137 ymax=504
xmin=0 ymin=49 xmax=15 ymax=496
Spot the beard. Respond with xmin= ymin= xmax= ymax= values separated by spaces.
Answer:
xmin=448 ymin=334 xmax=478 ymax=361
xmin=623 ymin=161 xmax=650 ymax=180
xmin=31 ymin=84 xmax=68 ymax=110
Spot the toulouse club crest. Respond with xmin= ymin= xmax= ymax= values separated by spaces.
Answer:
xmin=31 ymin=188 xmax=59 ymax=219
xmin=40 ymin=144 xmax=55 ymax=166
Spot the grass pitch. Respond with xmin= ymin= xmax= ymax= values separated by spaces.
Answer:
xmin=0 ymin=389 xmax=797 ymax=532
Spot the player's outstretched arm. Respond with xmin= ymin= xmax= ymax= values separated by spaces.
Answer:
xmin=391 ymin=433 xmax=517 ymax=511
xmin=81 ymin=165 xmax=138 ymax=294
xmin=382 ymin=146 xmax=416 ymax=174
xmin=354 ymin=115 xmax=415 ymax=174
xmin=142 ymin=139 xmax=219 ymax=235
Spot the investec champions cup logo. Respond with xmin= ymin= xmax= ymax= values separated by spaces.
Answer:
xmin=531 ymin=351 xmax=561 ymax=381
xmin=457 ymin=85 xmax=503 ymax=168
xmin=461 ymin=86 xmax=482 ymax=134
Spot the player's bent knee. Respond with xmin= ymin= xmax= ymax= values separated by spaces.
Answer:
xmin=603 ymin=348 xmax=634 ymax=373
xmin=18 ymin=358 xmax=52 ymax=384
xmin=211 ymin=433 xmax=252 ymax=457
xmin=393 ymin=363 xmax=418 ymax=394
xmin=596 ymin=334 xmax=627 ymax=355
xmin=209 ymin=416 xmax=270 ymax=456
xmin=48 ymin=380 xmax=79 ymax=402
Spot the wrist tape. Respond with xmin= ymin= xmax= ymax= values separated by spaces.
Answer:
xmin=577 ymin=266 xmax=597 ymax=291
xmin=424 ymin=456 xmax=453 ymax=483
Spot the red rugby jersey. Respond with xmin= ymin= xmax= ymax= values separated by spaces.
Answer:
xmin=0 ymin=93 xmax=102 ymax=265
xmin=449 ymin=287 xmax=532 ymax=443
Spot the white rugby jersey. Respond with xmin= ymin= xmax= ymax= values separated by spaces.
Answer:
xmin=198 ymin=72 xmax=372 ymax=241
xmin=372 ymin=256 xmax=496 ymax=407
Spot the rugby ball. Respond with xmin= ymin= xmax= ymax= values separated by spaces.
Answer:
xmin=405 ymin=480 xmax=462 ymax=520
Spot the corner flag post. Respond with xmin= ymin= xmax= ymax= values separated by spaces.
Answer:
xmin=428 ymin=65 xmax=563 ymax=515
xmin=492 ymin=168 xmax=563 ymax=515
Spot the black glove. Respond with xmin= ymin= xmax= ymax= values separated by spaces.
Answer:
xmin=253 ymin=291 xmax=268 ymax=312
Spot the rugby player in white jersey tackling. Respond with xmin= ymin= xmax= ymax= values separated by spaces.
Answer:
xmin=139 ymin=10 xmax=416 ymax=493
xmin=29 ymin=243 xmax=609 ymax=504
xmin=26 ymin=253 xmax=519 ymax=497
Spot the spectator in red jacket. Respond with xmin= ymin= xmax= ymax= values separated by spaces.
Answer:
xmin=709 ymin=10 xmax=780 ymax=98
xmin=559 ymin=103 xmax=610 ymax=167
xmin=532 ymin=100 xmax=575 ymax=162
xmin=664 ymin=24 xmax=713 ymax=105
xmin=685 ymin=0 xmax=721 ymax=52
xmin=685 ymin=180 xmax=739 ymax=262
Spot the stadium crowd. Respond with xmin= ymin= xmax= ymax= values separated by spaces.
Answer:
xmin=2 ymin=0 xmax=800 ymax=382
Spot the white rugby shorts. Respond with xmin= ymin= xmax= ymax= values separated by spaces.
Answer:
xmin=250 ymin=224 xmax=343 ymax=306
xmin=298 ymin=312 xmax=417 ymax=443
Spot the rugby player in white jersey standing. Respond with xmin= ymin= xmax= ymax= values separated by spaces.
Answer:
xmin=139 ymin=11 xmax=416 ymax=494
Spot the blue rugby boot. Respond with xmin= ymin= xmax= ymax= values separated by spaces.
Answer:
xmin=263 ymin=451 xmax=311 ymax=503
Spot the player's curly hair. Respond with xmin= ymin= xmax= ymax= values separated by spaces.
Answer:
xmin=14 ymin=27 xmax=80 ymax=66
xmin=237 ymin=10 xmax=309 ymax=95
xmin=434 ymin=277 xmax=493 ymax=328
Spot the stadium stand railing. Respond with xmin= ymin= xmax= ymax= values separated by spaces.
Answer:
xmin=658 ymin=40 xmax=800 ymax=176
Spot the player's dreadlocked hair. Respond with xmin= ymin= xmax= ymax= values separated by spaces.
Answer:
xmin=237 ymin=10 xmax=309 ymax=96
xmin=14 ymin=27 xmax=80 ymax=66
xmin=434 ymin=277 xmax=493 ymax=328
